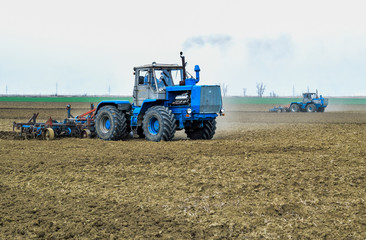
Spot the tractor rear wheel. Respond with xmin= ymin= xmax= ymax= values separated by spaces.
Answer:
xmin=95 ymin=106 xmax=128 ymax=141
xmin=142 ymin=106 xmax=176 ymax=142
xmin=306 ymin=103 xmax=316 ymax=112
xmin=185 ymin=119 xmax=217 ymax=140
xmin=290 ymin=104 xmax=300 ymax=112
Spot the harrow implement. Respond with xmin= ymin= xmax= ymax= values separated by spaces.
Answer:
xmin=13 ymin=104 xmax=96 ymax=140
xmin=269 ymin=105 xmax=289 ymax=113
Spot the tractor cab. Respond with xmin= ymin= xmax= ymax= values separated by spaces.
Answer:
xmin=133 ymin=64 xmax=187 ymax=106
xmin=302 ymin=93 xmax=317 ymax=103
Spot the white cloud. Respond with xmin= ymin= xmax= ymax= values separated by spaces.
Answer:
xmin=0 ymin=0 xmax=366 ymax=96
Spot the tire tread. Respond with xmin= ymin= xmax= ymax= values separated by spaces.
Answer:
xmin=143 ymin=106 xmax=176 ymax=142
xmin=95 ymin=106 xmax=128 ymax=141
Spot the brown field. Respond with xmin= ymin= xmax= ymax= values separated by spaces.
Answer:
xmin=0 ymin=102 xmax=365 ymax=239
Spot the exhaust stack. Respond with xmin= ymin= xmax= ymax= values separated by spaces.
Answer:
xmin=180 ymin=52 xmax=186 ymax=85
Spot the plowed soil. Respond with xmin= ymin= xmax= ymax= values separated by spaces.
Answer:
xmin=1 ymin=102 xmax=365 ymax=239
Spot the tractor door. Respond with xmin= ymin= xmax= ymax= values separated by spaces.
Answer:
xmin=133 ymin=69 xmax=152 ymax=107
xmin=133 ymin=68 xmax=169 ymax=107
xmin=151 ymin=69 xmax=168 ymax=101
xmin=302 ymin=93 xmax=311 ymax=103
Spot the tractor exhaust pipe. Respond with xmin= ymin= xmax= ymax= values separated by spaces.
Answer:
xmin=180 ymin=52 xmax=186 ymax=85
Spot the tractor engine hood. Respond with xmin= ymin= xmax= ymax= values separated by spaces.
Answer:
xmin=166 ymin=85 xmax=222 ymax=114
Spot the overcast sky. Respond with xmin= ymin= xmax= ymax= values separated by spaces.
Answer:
xmin=1 ymin=0 xmax=365 ymax=96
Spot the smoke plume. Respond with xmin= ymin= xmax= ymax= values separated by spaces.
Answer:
xmin=183 ymin=35 xmax=232 ymax=50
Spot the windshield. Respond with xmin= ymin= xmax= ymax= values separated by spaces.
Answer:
xmin=304 ymin=93 xmax=317 ymax=99
xmin=154 ymin=69 xmax=183 ymax=87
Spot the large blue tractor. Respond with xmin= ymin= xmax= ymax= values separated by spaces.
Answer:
xmin=94 ymin=52 xmax=224 ymax=142
xmin=289 ymin=92 xmax=328 ymax=112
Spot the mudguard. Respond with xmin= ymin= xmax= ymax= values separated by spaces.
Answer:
xmin=96 ymin=100 xmax=132 ymax=113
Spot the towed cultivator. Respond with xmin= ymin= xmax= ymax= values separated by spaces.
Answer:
xmin=13 ymin=104 xmax=96 ymax=140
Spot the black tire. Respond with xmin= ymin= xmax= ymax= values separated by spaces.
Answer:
xmin=142 ymin=106 xmax=176 ymax=142
xmin=185 ymin=119 xmax=217 ymax=140
xmin=318 ymin=107 xmax=325 ymax=112
xmin=306 ymin=103 xmax=316 ymax=112
xmin=136 ymin=126 xmax=145 ymax=138
xmin=95 ymin=106 xmax=128 ymax=141
xmin=290 ymin=104 xmax=300 ymax=112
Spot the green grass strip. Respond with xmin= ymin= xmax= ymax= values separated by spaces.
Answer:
xmin=223 ymin=97 xmax=366 ymax=105
xmin=0 ymin=96 xmax=365 ymax=105
xmin=0 ymin=96 xmax=133 ymax=103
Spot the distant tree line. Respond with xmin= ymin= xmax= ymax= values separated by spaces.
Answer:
xmin=221 ymin=82 xmax=282 ymax=97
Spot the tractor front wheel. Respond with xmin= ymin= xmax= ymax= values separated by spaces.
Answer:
xmin=95 ymin=106 xmax=128 ymax=141
xmin=185 ymin=119 xmax=217 ymax=140
xmin=142 ymin=106 xmax=176 ymax=142
xmin=290 ymin=104 xmax=300 ymax=112
xmin=306 ymin=103 xmax=316 ymax=112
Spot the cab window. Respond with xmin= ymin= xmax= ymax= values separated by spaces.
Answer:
xmin=137 ymin=70 xmax=149 ymax=85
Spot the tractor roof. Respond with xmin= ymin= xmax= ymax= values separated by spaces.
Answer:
xmin=134 ymin=63 xmax=182 ymax=71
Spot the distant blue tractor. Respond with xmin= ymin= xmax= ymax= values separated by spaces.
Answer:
xmin=94 ymin=52 xmax=224 ymax=142
xmin=289 ymin=92 xmax=328 ymax=112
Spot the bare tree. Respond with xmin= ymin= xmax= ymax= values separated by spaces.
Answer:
xmin=269 ymin=91 xmax=278 ymax=97
xmin=220 ymin=83 xmax=228 ymax=97
xmin=243 ymin=88 xmax=247 ymax=97
xmin=256 ymin=82 xmax=266 ymax=97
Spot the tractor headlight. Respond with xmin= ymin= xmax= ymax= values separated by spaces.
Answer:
xmin=220 ymin=108 xmax=225 ymax=113
xmin=186 ymin=108 xmax=192 ymax=114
